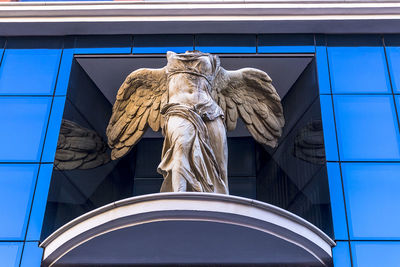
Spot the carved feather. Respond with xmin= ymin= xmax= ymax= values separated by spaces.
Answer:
xmin=106 ymin=67 xmax=167 ymax=160
xmin=213 ymin=67 xmax=285 ymax=148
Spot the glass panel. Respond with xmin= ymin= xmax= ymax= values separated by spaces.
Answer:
xmin=55 ymin=38 xmax=74 ymax=96
xmin=315 ymin=35 xmax=331 ymax=95
xmin=0 ymin=242 xmax=23 ymax=267
xmin=327 ymin=35 xmax=390 ymax=94
xmin=384 ymin=35 xmax=400 ymax=94
xmin=195 ymin=34 xmax=256 ymax=53
xmin=333 ymin=241 xmax=351 ymax=267
xmin=20 ymin=242 xmax=42 ymax=267
xmin=132 ymin=35 xmax=193 ymax=54
xmin=334 ymin=95 xmax=400 ymax=161
xmin=320 ymin=95 xmax=339 ymax=161
xmin=42 ymin=96 xmax=66 ymax=163
xmin=326 ymin=163 xmax=348 ymax=240
xmin=0 ymin=164 xmax=38 ymax=240
xmin=0 ymin=97 xmax=52 ymax=162
xmin=26 ymin=164 xmax=53 ymax=241
xmin=352 ymin=241 xmax=400 ymax=267
xmin=342 ymin=163 xmax=400 ymax=239
xmin=258 ymin=34 xmax=315 ymax=53
xmin=0 ymin=49 xmax=61 ymax=95
xmin=74 ymin=35 xmax=131 ymax=54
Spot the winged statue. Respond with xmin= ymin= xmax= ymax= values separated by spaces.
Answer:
xmin=107 ymin=51 xmax=285 ymax=194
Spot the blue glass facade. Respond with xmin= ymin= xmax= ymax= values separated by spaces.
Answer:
xmin=0 ymin=34 xmax=399 ymax=266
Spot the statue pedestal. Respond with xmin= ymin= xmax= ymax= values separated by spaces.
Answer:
xmin=41 ymin=193 xmax=334 ymax=266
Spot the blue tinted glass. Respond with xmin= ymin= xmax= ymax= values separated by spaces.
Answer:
xmin=0 ymin=164 xmax=38 ymax=240
xmin=74 ymin=35 xmax=131 ymax=54
xmin=132 ymin=35 xmax=193 ymax=54
xmin=54 ymin=49 xmax=74 ymax=96
xmin=320 ymin=95 xmax=339 ymax=161
xmin=0 ymin=242 xmax=23 ymax=267
xmin=396 ymin=95 xmax=400 ymax=115
xmin=20 ymin=242 xmax=42 ymax=267
xmin=258 ymin=34 xmax=315 ymax=53
xmin=26 ymin=164 xmax=53 ymax=241
xmin=195 ymin=35 xmax=256 ymax=53
xmin=326 ymin=163 xmax=348 ymax=240
xmin=384 ymin=35 xmax=400 ymax=94
xmin=333 ymin=241 xmax=351 ymax=267
xmin=334 ymin=95 xmax=400 ymax=161
xmin=42 ymin=97 xmax=66 ymax=163
xmin=0 ymin=49 xmax=61 ymax=95
xmin=315 ymin=35 xmax=331 ymax=94
xmin=327 ymin=36 xmax=390 ymax=94
xmin=342 ymin=163 xmax=400 ymax=239
xmin=0 ymin=97 xmax=52 ymax=162
xmin=352 ymin=241 xmax=400 ymax=267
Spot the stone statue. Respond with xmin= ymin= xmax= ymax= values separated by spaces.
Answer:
xmin=106 ymin=51 xmax=284 ymax=194
xmin=55 ymin=119 xmax=110 ymax=170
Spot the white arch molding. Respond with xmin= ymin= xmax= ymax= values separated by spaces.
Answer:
xmin=40 ymin=193 xmax=335 ymax=266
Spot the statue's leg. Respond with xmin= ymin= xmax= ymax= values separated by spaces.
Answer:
xmin=205 ymin=117 xmax=229 ymax=194
xmin=165 ymin=115 xmax=196 ymax=192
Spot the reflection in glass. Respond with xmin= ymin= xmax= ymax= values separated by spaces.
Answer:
xmin=55 ymin=119 xmax=110 ymax=170
xmin=293 ymin=120 xmax=325 ymax=165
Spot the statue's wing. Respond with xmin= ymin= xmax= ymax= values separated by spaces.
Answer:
xmin=106 ymin=67 xmax=167 ymax=160
xmin=213 ymin=67 xmax=285 ymax=148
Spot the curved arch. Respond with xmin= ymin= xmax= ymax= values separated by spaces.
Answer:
xmin=41 ymin=193 xmax=335 ymax=266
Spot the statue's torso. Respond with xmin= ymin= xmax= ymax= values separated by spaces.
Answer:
xmin=166 ymin=53 xmax=215 ymax=105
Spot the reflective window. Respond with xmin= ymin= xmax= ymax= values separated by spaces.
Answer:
xmin=195 ymin=35 xmax=256 ymax=53
xmin=132 ymin=35 xmax=193 ymax=54
xmin=0 ymin=164 xmax=38 ymax=240
xmin=334 ymin=95 xmax=400 ymax=161
xmin=315 ymin=35 xmax=331 ymax=95
xmin=342 ymin=163 xmax=400 ymax=239
xmin=0 ymin=97 xmax=52 ymax=162
xmin=20 ymin=242 xmax=42 ymax=267
xmin=326 ymin=163 xmax=348 ymax=240
xmin=0 ymin=242 xmax=23 ymax=267
xmin=74 ymin=35 xmax=131 ymax=54
xmin=26 ymin=164 xmax=53 ymax=241
xmin=385 ymin=35 xmax=400 ymax=93
xmin=320 ymin=95 xmax=339 ymax=161
xmin=327 ymin=35 xmax=391 ymax=94
xmin=333 ymin=241 xmax=351 ymax=267
xmin=0 ymin=49 xmax=61 ymax=95
xmin=41 ymin=97 xmax=66 ymax=163
xmin=258 ymin=34 xmax=315 ymax=53
xmin=352 ymin=241 xmax=400 ymax=267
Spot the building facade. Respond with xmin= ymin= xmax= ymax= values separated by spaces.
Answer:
xmin=0 ymin=1 xmax=400 ymax=266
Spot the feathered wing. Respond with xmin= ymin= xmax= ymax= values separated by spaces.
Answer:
xmin=106 ymin=67 xmax=167 ymax=160
xmin=55 ymin=119 xmax=110 ymax=170
xmin=213 ymin=67 xmax=285 ymax=148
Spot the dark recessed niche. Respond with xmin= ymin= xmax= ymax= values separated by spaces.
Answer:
xmin=41 ymin=54 xmax=333 ymax=241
